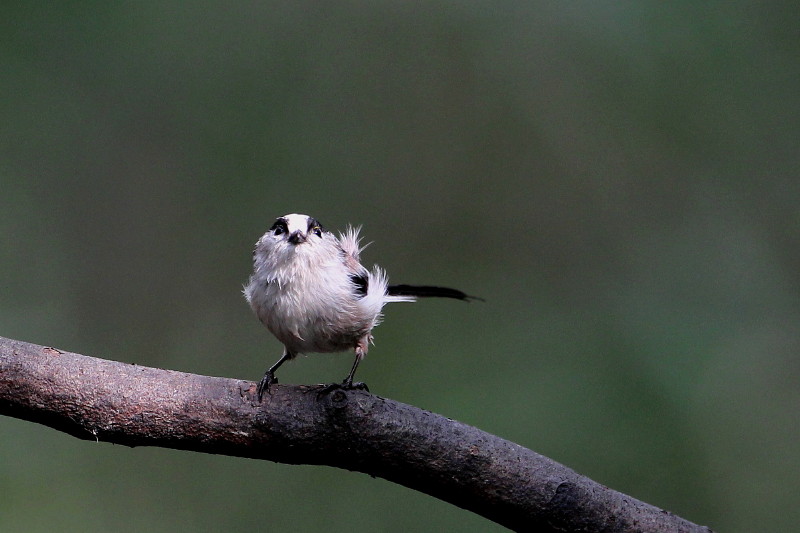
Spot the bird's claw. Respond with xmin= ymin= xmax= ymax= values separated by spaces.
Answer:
xmin=316 ymin=379 xmax=369 ymax=398
xmin=256 ymin=372 xmax=278 ymax=401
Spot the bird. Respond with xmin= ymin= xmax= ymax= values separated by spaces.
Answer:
xmin=244 ymin=213 xmax=478 ymax=400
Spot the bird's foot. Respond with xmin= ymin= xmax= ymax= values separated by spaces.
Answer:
xmin=316 ymin=379 xmax=369 ymax=398
xmin=343 ymin=380 xmax=369 ymax=392
xmin=256 ymin=372 xmax=278 ymax=401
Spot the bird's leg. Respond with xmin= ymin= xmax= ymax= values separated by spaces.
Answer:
xmin=257 ymin=349 xmax=293 ymax=401
xmin=341 ymin=340 xmax=369 ymax=391
xmin=317 ymin=342 xmax=370 ymax=397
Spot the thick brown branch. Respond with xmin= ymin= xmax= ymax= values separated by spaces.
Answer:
xmin=0 ymin=335 xmax=711 ymax=532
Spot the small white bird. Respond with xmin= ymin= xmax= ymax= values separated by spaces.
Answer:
xmin=244 ymin=213 xmax=477 ymax=400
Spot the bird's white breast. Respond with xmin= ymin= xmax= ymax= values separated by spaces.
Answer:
xmin=245 ymin=240 xmax=379 ymax=354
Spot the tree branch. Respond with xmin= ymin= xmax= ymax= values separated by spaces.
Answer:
xmin=0 ymin=335 xmax=711 ymax=532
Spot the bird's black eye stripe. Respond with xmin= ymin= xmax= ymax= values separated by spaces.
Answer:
xmin=270 ymin=218 xmax=289 ymax=236
xmin=307 ymin=217 xmax=324 ymax=237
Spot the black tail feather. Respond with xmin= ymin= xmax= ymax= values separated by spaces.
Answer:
xmin=387 ymin=284 xmax=483 ymax=302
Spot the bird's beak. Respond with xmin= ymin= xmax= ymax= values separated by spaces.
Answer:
xmin=288 ymin=230 xmax=307 ymax=245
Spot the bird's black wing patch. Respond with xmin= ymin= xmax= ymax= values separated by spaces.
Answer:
xmin=387 ymin=284 xmax=483 ymax=302
xmin=350 ymin=274 xmax=369 ymax=298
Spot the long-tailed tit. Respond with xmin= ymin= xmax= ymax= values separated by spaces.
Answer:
xmin=244 ymin=213 xmax=477 ymax=400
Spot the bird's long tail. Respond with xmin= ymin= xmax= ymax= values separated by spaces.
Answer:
xmin=387 ymin=284 xmax=482 ymax=302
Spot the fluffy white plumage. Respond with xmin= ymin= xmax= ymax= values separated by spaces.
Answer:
xmin=244 ymin=213 xmax=415 ymax=399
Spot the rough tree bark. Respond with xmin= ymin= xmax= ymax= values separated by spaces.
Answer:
xmin=0 ymin=335 xmax=712 ymax=532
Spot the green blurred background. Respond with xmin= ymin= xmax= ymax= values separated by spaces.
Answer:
xmin=2 ymin=3 xmax=797 ymax=532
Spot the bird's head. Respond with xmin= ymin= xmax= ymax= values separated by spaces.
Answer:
xmin=253 ymin=213 xmax=329 ymax=264
xmin=270 ymin=213 xmax=324 ymax=244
